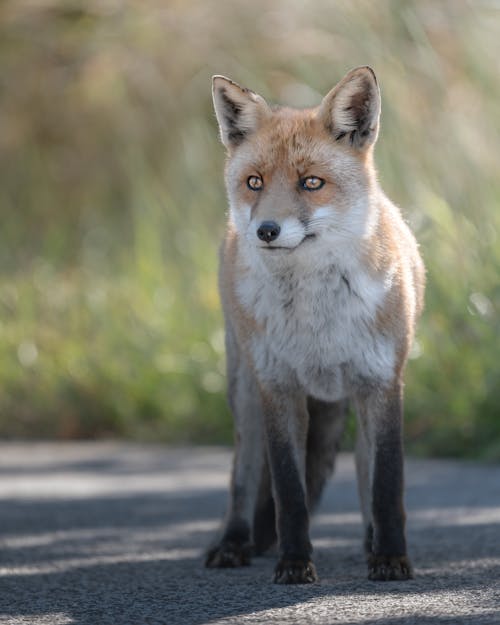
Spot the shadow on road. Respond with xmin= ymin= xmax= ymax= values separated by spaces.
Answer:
xmin=0 ymin=446 xmax=498 ymax=625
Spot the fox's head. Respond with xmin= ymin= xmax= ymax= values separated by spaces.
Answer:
xmin=212 ymin=67 xmax=382 ymax=265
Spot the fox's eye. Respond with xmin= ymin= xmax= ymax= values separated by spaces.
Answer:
xmin=247 ymin=175 xmax=263 ymax=191
xmin=301 ymin=176 xmax=325 ymax=191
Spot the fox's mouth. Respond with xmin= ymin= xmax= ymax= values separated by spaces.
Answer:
xmin=259 ymin=233 xmax=316 ymax=251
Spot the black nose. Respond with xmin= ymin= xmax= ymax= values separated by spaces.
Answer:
xmin=257 ymin=221 xmax=281 ymax=243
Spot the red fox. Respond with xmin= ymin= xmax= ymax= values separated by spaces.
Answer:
xmin=205 ymin=66 xmax=425 ymax=584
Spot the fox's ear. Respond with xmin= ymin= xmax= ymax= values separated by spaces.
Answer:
xmin=319 ymin=66 xmax=381 ymax=150
xmin=212 ymin=76 xmax=270 ymax=149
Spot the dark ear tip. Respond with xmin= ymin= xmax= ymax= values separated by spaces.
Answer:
xmin=362 ymin=65 xmax=378 ymax=84
xmin=350 ymin=65 xmax=378 ymax=84
xmin=212 ymin=75 xmax=229 ymax=90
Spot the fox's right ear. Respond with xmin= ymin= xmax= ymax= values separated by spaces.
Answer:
xmin=212 ymin=76 xmax=270 ymax=149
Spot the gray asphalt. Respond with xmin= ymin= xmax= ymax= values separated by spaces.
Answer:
xmin=0 ymin=443 xmax=499 ymax=625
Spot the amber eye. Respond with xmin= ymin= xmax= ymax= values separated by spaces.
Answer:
xmin=301 ymin=176 xmax=325 ymax=191
xmin=247 ymin=175 xmax=263 ymax=191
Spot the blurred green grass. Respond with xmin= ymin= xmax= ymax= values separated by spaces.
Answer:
xmin=0 ymin=0 xmax=499 ymax=457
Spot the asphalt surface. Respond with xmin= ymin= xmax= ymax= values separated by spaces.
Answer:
xmin=0 ymin=443 xmax=499 ymax=625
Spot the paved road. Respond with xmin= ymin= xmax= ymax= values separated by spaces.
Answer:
xmin=0 ymin=444 xmax=499 ymax=624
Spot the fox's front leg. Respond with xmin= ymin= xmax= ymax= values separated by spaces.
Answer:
xmin=262 ymin=388 xmax=318 ymax=584
xmin=205 ymin=352 xmax=264 ymax=568
xmin=355 ymin=382 xmax=413 ymax=581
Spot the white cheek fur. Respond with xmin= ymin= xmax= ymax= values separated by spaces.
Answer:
xmin=230 ymin=202 xmax=251 ymax=233
xmin=307 ymin=200 xmax=377 ymax=243
xmin=312 ymin=206 xmax=333 ymax=220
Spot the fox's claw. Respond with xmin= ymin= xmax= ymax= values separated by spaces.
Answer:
xmin=273 ymin=558 xmax=318 ymax=584
xmin=205 ymin=541 xmax=252 ymax=568
xmin=368 ymin=555 xmax=414 ymax=581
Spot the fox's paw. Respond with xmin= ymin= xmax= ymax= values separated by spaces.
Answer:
xmin=368 ymin=555 xmax=414 ymax=581
xmin=273 ymin=558 xmax=318 ymax=584
xmin=205 ymin=541 xmax=252 ymax=568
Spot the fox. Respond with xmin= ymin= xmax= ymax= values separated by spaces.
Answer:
xmin=205 ymin=66 xmax=425 ymax=584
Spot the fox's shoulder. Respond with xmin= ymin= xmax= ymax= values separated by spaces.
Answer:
xmin=364 ymin=193 xmax=424 ymax=274
xmin=362 ymin=193 xmax=425 ymax=343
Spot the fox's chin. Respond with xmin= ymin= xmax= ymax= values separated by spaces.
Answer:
xmin=257 ymin=234 xmax=316 ymax=253
xmin=258 ymin=246 xmax=293 ymax=252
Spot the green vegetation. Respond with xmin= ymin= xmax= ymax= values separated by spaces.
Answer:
xmin=0 ymin=1 xmax=499 ymax=457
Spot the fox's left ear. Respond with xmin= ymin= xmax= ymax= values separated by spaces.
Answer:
xmin=212 ymin=76 xmax=270 ymax=150
xmin=319 ymin=66 xmax=381 ymax=150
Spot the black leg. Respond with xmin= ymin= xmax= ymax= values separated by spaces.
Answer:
xmin=253 ymin=459 xmax=277 ymax=555
xmin=356 ymin=383 xmax=413 ymax=581
xmin=306 ymin=397 xmax=348 ymax=511
xmin=263 ymin=392 xmax=318 ymax=584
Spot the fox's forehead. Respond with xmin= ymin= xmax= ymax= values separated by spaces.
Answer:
xmin=230 ymin=107 xmax=352 ymax=173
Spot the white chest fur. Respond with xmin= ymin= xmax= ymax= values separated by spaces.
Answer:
xmin=236 ymin=249 xmax=396 ymax=401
